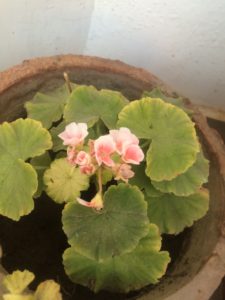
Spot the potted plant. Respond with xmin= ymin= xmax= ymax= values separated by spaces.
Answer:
xmin=0 ymin=55 xmax=225 ymax=300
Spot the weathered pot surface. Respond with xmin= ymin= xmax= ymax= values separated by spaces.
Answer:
xmin=0 ymin=55 xmax=225 ymax=300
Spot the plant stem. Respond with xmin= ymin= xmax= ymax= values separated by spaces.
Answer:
xmin=63 ymin=72 xmax=72 ymax=94
xmin=97 ymin=167 xmax=103 ymax=195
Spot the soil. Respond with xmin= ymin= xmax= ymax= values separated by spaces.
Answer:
xmin=0 ymin=191 xmax=189 ymax=300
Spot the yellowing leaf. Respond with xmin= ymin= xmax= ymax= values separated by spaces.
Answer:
xmin=44 ymin=158 xmax=90 ymax=203
xmin=3 ymin=270 xmax=35 ymax=294
xmin=34 ymin=280 xmax=62 ymax=300
xmin=3 ymin=295 xmax=34 ymax=300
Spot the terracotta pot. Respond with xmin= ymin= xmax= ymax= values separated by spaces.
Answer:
xmin=0 ymin=55 xmax=225 ymax=300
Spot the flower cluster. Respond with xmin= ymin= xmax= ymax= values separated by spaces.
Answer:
xmin=58 ymin=123 xmax=144 ymax=183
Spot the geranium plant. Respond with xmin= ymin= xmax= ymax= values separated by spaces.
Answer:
xmin=0 ymin=75 xmax=209 ymax=294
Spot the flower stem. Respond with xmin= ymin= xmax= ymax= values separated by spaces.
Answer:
xmin=63 ymin=72 xmax=72 ymax=94
xmin=97 ymin=167 xmax=103 ymax=195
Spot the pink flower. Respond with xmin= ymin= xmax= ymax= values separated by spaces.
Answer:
xmin=122 ymin=144 xmax=144 ymax=165
xmin=80 ymin=164 xmax=96 ymax=175
xmin=110 ymin=127 xmax=139 ymax=154
xmin=114 ymin=164 xmax=134 ymax=182
xmin=75 ymin=151 xmax=91 ymax=166
xmin=67 ymin=147 xmax=77 ymax=165
xmin=94 ymin=135 xmax=116 ymax=167
xmin=58 ymin=122 xmax=88 ymax=146
xmin=77 ymin=193 xmax=103 ymax=210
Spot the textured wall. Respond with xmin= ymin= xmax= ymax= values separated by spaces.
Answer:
xmin=0 ymin=0 xmax=225 ymax=108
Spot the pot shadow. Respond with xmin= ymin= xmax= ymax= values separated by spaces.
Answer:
xmin=0 ymin=192 xmax=189 ymax=300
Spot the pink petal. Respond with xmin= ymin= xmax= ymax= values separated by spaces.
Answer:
xmin=110 ymin=127 xmax=139 ymax=154
xmin=114 ymin=163 xmax=134 ymax=182
xmin=94 ymin=135 xmax=116 ymax=166
xmin=75 ymin=151 xmax=91 ymax=166
xmin=122 ymin=144 xmax=144 ymax=165
xmin=80 ymin=164 xmax=96 ymax=175
xmin=58 ymin=122 xmax=88 ymax=146
xmin=101 ymin=156 xmax=115 ymax=167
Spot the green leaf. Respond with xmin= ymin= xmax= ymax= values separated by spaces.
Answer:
xmin=43 ymin=158 xmax=90 ymax=203
xmin=0 ymin=118 xmax=52 ymax=160
xmin=30 ymin=152 xmax=52 ymax=198
xmin=55 ymin=151 xmax=67 ymax=159
xmin=129 ymin=163 xmax=163 ymax=197
xmin=152 ymin=152 xmax=209 ymax=196
xmin=3 ymin=270 xmax=35 ymax=294
xmin=25 ymin=83 xmax=76 ymax=129
xmin=142 ymin=87 xmax=192 ymax=114
xmin=34 ymin=280 xmax=62 ymax=300
xmin=117 ymin=98 xmax=199 ymax=181
xmin=63 ymin=224 xmax=170 ymax=293
xmin=101 ymin=167 xmax=113 ymax=185
xmin=0 ymin=119 xmax=52 ymax=220
xmin=64 ymin=85 xmax=128 ymax=129
xmin=49 ymin=121 xmax=67 ymax=152
xmin=0 ymin=158 xmax=37 ymax=220
xmin=62 ymin=183 xmax=149 ymax=261
xmin=146 ymin=190 xmax=209 ymax=234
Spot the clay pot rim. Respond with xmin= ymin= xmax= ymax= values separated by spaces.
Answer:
xmin=0 ymin=54 xmax=225 ymax=300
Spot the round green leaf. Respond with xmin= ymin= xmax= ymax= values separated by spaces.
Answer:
xmin=30 ymin=152 xmax=52 ymax=198
xmin=25 ymin=83 xmax=76 ymax=129
xmin=0 ymin=119 xmax=52 ymax=220
xmin=63 ymin=224 xmax=170 ymax=293
xmin=0 ymin=119 xmax=52 ymax=160
xmin=3 ymin=270 xmax=35 ymax=294
xmin=0 ymin=158 xmax=37 ymax=221
xmin=62 ymin=183 xmax=149 ymax=261
xmin=101 ymin=167 xmax=113 ymax=185
xmin=147 ymin=190 xmax=209 ymax=234
xmin=142 ymin=87 xmax=192 ymax=115
xmin=129 ymin=163 xmax=163 ymax=197
xmin=43 ymin=158 xmax=90 ymax=203
xmin=34 ymin=280 xmax=62 ymax=300
xmin=152 ymin=152 xmax=209 ymax=196
xmin=49 ymin=121 xmax=67 ymax=152
xmin=64 ymin=85 xmax=128 ymax=129
xmin=117 ymin=98 xmax=199 ymax=181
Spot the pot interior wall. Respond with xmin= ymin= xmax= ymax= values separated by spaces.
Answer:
xmin=0 ymin=66 xmax=224 ymax=300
